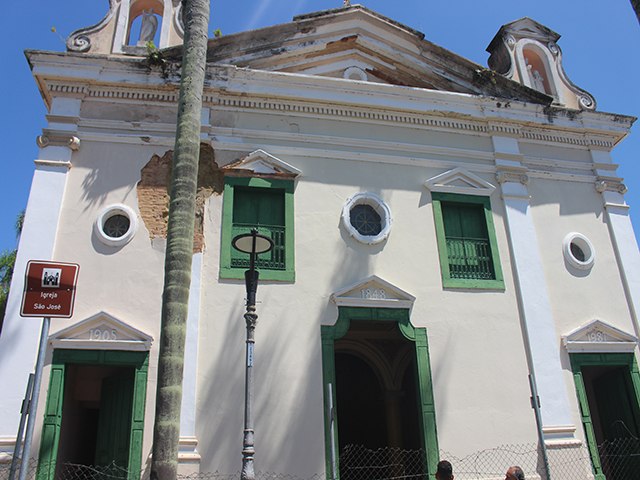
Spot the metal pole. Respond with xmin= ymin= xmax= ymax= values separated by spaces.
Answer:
xmin=241 ymin=304 xmax=258 ymax=480
xmin=529 ymin=374 xmax=552 ymax=480
xmin=18 ymin=317 xmax=50 ymax=480
xmin=327 ymin=383 xmax=337 ymax=480
xmin=9 ymin=374 xmax=35 ymax=480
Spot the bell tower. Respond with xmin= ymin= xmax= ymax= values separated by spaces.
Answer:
xmin=67 ymin=0 xmax=185 ymax=55
xmin=486 ymin=17 xmax=596 ymax=111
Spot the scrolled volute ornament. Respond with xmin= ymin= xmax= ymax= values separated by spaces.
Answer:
xmin=579 ymin=93 xmax=596 ymax=111
xmin=506 ymin=34 xmax=516 ymax=49
xmin=548 ymin=42 xmax=560 ymax=56
xmin=36 ymin=135 xmax=50 ymax=148
xmin=66 ymin=0 xmax=119 ymax=53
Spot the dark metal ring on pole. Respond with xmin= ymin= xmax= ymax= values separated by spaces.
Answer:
xmin=231 ymin=229 xmax=273 ymax=480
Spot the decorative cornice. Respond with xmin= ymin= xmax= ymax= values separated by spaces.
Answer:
xmin=42 ymin=81 xmax=621 ymax=150
xmin=488 ymin=122 xmax=521 ymax=137
xmin=89 ymin=86 xmax=179 ymax=102
xmin=496 ymin=170 xmax=529 ymax=185
xmin=34 ymin=160 xmax=73 ymax=169
xmin=47 ymin=82 xmax=90 ymax=96
xmin=36 ymin=132 xmax=81 ymax=151
xmin=595 ymin=179 xmax=627 ymax=194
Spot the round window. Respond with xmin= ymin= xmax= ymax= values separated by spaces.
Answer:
xmin=350 ymin=204 xmax=382 ymax=236
xmin=342 ymin=193 xmax=392 ymax=245
xmin=95 ymin=204 xmax=138 ymax=247
xmin=563 ymin=232 xmax=595 ymax=270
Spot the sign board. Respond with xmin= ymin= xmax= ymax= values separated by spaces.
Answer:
xmin=20 ymin=261 xmax=79 ymax=318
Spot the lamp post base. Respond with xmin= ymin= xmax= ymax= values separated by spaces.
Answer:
xmin=241 ymin=428 xmax=256 ymax=480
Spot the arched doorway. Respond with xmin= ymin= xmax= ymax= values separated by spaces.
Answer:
xmin=322 ymin=307 xmax=438 ymax=480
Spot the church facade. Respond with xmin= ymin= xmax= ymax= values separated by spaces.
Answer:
xmin=1 ymin=2 xmax=639 ymax=480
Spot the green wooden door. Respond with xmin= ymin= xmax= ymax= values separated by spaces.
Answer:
xmin=37 ymin=350 xmax=148 ymax=480
xmin=95 ymin=371 xmax=135 ymax=470
xmin=594 ymin=367 xmax=640 ymax=441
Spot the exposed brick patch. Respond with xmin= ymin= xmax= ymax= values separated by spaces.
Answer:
xmin=137 ymin=144 xmax=223 ymax=252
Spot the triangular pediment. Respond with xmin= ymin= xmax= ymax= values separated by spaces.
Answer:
xmin=331 ymin=275 xmax=415 ymax=309
xmin=50 ymin=311 xmax=153 ymax=351
xmin=562 ymin=320 xmax=638 ymax=353
xmin=162 ymin=6 xmax=550 ymax=104
xmin=224 ymin=150 xmax=302 ymax=177
xmin=424 ymin=167 xmax=495 ymax=196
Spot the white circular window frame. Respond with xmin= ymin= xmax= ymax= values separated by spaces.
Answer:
xmin=343 ymin=66 xmax=368 ymax=82
xmin=563 ymin=232 xmax=595 ymax=270
xmin=341 ymin=192 xmax=392 ymax=245
xmin=94 ymin=204 xmax=138 ymax=247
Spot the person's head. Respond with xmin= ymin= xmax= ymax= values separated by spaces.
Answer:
xmin=435 ymin=460 xmax=454 ymax=480
xmin=505 ymin=466 xmax=525 ymax=480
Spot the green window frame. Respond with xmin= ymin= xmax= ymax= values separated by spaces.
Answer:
xmin=431 ymin=192 xmax=504 ymax=289
xmin=220 ymin=176 xmax=295 ymax=282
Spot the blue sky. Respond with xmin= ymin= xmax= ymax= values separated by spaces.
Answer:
xmin=1 ymin=0 xmax=638 ymax=255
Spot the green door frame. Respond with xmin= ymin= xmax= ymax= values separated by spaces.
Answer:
xmin=321 ymin=307 xmax=439 ymax=479
xmin=37 ymin=349 xmax=149 ymax=480
xmin=570 ymin=352 xmax=640 ymax=480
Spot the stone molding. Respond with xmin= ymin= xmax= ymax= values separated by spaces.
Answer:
xmin=496 ymin=169 xmax=529 ymax=185
xmin=41 ymin=77 xmax=623 ymax=149
xmin=595 ymin=179 xmax=627 ymax=194
xmin=36 ymin=133 xmax=81 ymax=151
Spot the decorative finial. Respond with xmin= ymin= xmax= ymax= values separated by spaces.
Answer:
xmin=343 ymin=0 xmax=351 ymax=6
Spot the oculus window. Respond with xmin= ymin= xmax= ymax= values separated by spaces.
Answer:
xmin=432 ymin=193 xmax=503 ymax=289
xmin=94 ymin=204 xmax=138 ymax=248
xmin=342 ymin=193 xmax=392 ymax=245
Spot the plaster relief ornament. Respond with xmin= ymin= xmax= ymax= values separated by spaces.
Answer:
xmin=138 ymin=10 xmax=159 ymax=46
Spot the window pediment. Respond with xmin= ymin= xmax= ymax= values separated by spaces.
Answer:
xmin=424 ymin=168 xmax=495 ymax=196
xmin=331 ymin=275 xmax=415 ymax=309
xmin=50 ymin=311 xmax=153 ymax=351
xmin=224 ymin=150 xmax=302 ymax=177
xmin=562 ymin=320 xmax=638 ymax=353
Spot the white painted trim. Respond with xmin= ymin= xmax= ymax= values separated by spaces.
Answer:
xmin=49 ymin=311 xmax=153 ymax=351
xmin=0 ymin=160 xmax=70 ymax=437
xmin=562 ymin=319 xmax=638 ymax=353
xmin=331 ymin=274 xmax=416 ymax=309
xmin=332 ymin=297 xmax=415 ymax=309
xmin=341 ymin=192 xmax=392 ymax=245
xmin=94 ymin=203 xmax=139 ymax=247
xmin=562 ymin=232 xmax=595 ymax=270
xmin=227 ymin=149 xmax=302 ymax=177
xmin=424 ymin=167 xmax=495 ymax=196
xmin=180 ymin=253 xmax=202 ymax=448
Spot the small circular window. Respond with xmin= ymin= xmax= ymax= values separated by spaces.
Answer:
xmin=95 ymin=204 xmax=138 ymax=247
xmin=563 ymin=232 xmax=595 ymax=270
xmin=342 ymin=193 xmax=392 ymax=245
xmin=350 ymin=204 xmax=382 ymax=236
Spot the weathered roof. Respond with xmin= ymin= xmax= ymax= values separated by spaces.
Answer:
xmin=161 ymin=4 xmax=553 ymax=105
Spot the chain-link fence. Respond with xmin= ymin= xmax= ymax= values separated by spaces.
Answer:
xmin=598 ymin=437 xmax=640 ymax=480
xmin=3 ymin=439 xmax=638 ymax=480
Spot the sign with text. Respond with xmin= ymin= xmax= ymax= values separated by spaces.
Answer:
xmin=20 ymin=261 xmax=79 ymax=318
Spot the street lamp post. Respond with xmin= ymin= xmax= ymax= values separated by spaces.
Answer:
xmin=232 ymin=229 xmax=274 ymax=480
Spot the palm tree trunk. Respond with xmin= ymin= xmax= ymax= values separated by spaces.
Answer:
xmin=150 ymin=1 xmax=210 ymax=480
